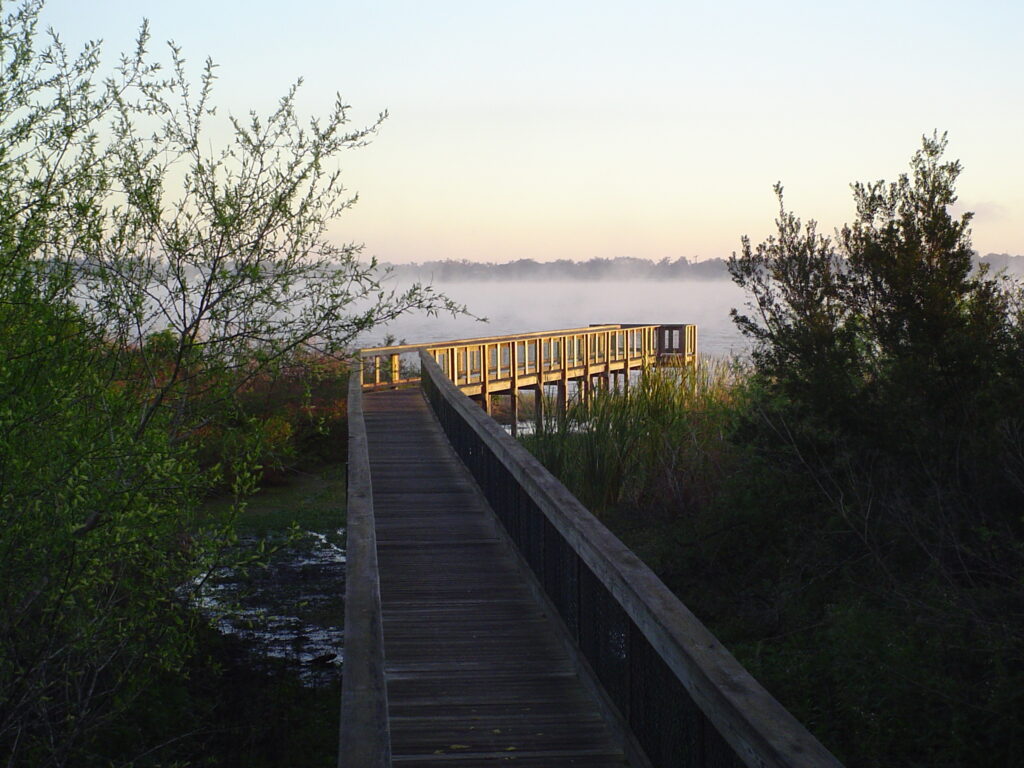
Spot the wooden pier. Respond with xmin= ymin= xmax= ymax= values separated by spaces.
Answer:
xmin=341 ymin=324 xmax=843 ymax=768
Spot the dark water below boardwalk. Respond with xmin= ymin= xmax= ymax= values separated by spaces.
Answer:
xmin=197 ymin=466 xmax=348 ymax=688
xmin=199 ymin=529 xmax=346 ymax=686
xmin=358 ymin=278 xmax=752 ymax=359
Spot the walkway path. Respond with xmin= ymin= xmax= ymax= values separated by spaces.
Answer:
xmin=363 ymin=387 xmax=629 ymax=767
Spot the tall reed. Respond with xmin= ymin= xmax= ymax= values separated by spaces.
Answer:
xmin=526 ymin=358 xmax=747 ymax=520
xmin=523 ymin=357 xmax=1024 ymax=766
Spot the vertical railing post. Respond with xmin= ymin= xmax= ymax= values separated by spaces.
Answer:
xmin=603 ymin=331 xmax=612 ymax=390
xmin=511 ymin=341 xmax=519 ymax=437
xmin=583 ymin=333 xmax=592 ymax=404
xmin=482 ymin=343 xmax=491 ymax=414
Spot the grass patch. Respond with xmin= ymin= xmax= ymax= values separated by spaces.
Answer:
xmin=206 ymin=462 xmax=347 ymax=539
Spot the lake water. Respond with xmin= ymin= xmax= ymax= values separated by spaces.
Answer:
xmin=356 ymin=279 xmax=751 ymax=359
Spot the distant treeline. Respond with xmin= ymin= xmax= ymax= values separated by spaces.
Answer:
xmin=387 ymin=253 xmax=1024 ymax=281
xmin=978 ymin=252 xmax=1024 ymax=274
xmin=388 ymin=256 xmax=729 ymax=281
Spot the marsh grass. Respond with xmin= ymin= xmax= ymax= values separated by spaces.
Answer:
xmin=526 ymin=359 xmax=746 ymax=518
xmin=521 ymin=359 xmax=1024 ymax=767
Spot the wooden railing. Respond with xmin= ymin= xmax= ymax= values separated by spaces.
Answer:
xmin=419 ymin=350 xmax=842 ymax=768
xmin=338 ymin=368 xmax=390 ymax=767
xmin=423 ymin=324 xmax=657 ymax=394
xmin=358 ymin=324 xmax=697 ymax=419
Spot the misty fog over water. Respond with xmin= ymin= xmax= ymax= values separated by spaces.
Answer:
xmin=358 ymin=279 xmax=750 ymax=359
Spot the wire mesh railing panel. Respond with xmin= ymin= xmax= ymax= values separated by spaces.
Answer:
xmin=542 ymin=518 xmax=580 ymax=639
xmin=628 ymin=623 xmax=745 ymax=768
xmin=579 ymin=565 xmax=630 ymax=713
xmin=522 ymin=490 xmax=546 ymax=579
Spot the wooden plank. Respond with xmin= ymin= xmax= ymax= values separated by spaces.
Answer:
xmin=361 ymin=388 xmax=629 ymax=767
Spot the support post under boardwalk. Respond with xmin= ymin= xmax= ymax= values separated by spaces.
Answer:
xmin=534 ymin=385 xmax=544 ymax=432
xmin=510 ymin=342 xmax=519 ymax=437
xmin=481 ymin=343 xmax=491 ymax=414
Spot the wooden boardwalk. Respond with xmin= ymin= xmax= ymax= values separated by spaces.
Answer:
xmin=363 ymin=387 xmax=629 ymax=767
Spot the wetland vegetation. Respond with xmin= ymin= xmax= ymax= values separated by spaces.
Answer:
xmin=0 ymin=4 xmax=453 ymax=764
xmin=524 ymin=137 xmax=1024 ymax=766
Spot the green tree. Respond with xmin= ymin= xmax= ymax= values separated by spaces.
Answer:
xmin=729 ymin=133 xmax=1023 ymax=532
xmin=728 ymin=133 xmax=1024 ymax=764
xmin=0 ymin=2 xmax=459 ymax=763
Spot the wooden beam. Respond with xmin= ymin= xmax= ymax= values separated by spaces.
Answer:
xmin=511 ymin=342 xmax=519 ymax=437
xmin=583 ymin=334 xmax=592 ymax=405
xmin=339 ymin=369 xmax=391 ymax=767
xmin=534 ymin=384 xmax=544 ymax=432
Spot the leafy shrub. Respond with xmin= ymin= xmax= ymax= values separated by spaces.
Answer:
xmin=0 ymin=3 xmax=455 ymax=763
xmin=523 ymin=136 xmax=1024 ymax=765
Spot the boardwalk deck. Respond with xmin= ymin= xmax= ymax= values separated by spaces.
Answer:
xmin=363 ymin=387 xmax=629 ymax=767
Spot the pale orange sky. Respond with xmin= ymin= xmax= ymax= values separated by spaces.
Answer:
xmin=45 ymin=0 xmax=1024 ymax=263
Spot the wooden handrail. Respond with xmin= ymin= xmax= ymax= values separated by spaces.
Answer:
xmin=358 ymin=324 xmax=623 ymax=357
xmin=357 ymin=323 xmax=692 ymax=395
xmin=338 ymin=365 xmax=391 ymax=768
xmin=419 ymin=350 xmax=842 ymax=768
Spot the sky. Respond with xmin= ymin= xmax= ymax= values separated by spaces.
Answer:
xmin=39 ymin=0 xmax=1024 ymax=264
